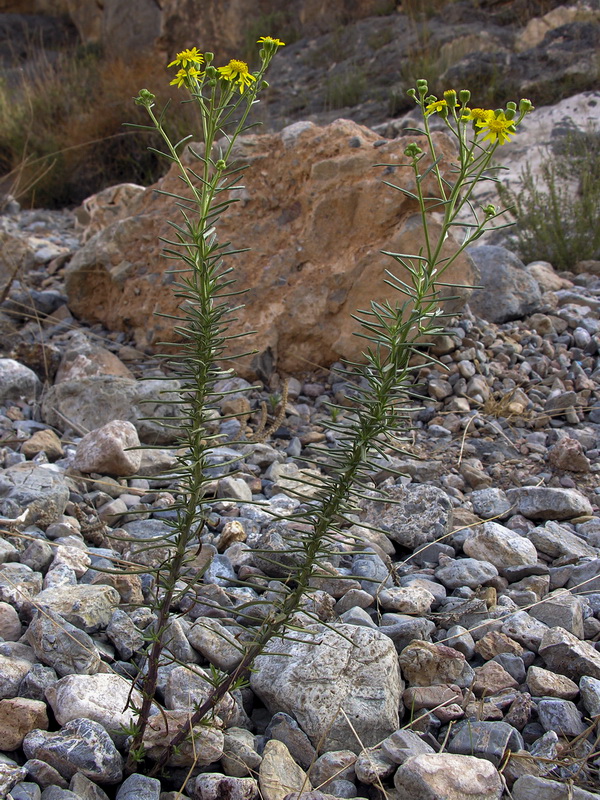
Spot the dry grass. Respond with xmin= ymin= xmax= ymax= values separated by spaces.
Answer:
xmin=0 ymin=45 xmax=200 ymax=208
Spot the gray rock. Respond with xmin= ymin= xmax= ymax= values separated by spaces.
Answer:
xmin=511 ymin=774 xmax=600 ymax=800
xmin=222 ymin=728 xmax=263 ymax=778
xmin=354 ymin=745 xmax=395 ymax=783
xmin=32 ymin=585 xmax=120 ymax=633
xmin=188 ymin=774 xmax=258 ymax=800
xmin=339 ymin=606 xmax=378 ymax=628
xmin=537 ymin=699 xmax=587 ymax=737
xmin=470 ymin=488 xmax=512 ymax=521
xmin=378 ymin=616 xmax=436 ymax=652
xmin=251 ymin=624 xmax=402 ymax=753
xmin=11 ymin=781 xmax=42 ymax=800
xmin=0 ymin=359 xmax=41 ymax=403
xmin=579 ymin=676 xmax=600 ymax=718
xmin=380 ymin=729 xmax=435 ymax=765
xmin=0 ymin=564 xmax=43 ymax=612
xmin=435 ymin=558 xmax=498 ymax=590
xmin=263 ymin=713 xmax=316 ymax=772
xmin=115 ymin=773 xmax=161 ymax=800
xmin=351 ymin=550 xmax=393 ymax=597
xmin=538 ymin=626 xmax=600 ymax=681
xmin=506 ymin=487 xmax=593 ymax=521
xmin=41 ymin=376 xmax=187 ymax=444
xmin=467 ymin=246 xmax=542 ymax=323
xmin=502 ymin=611 xmax=549 ymax=653
xmin=105 ymin=609 xmax=145 ymax=661
xmin=448 ymin=720 xmax=524 ymax=766
xmin=40 ymin=789 xmax=79 ymax=800
xmin=567 ymin=559 xmax=600 ymax=594
xmin=529 ymin=589 xmax=585 ymax=638
xmin=187 ymin=617 xmax=244 ymax=671
xmin=394 ymin=752 xmax=503 ymax=800
xmin=69 ymin=773 xmax=110 ymax=800
xmin=0 ymin=463 xmax=69 ymax=525
xmin=360 ymin=484 xmax=453 ymax=550
xmin=463 ymin=522 xmax=538 ymax=569
xmin=22 ymin=718 xmax=123 ymax=783
xmin=528 ymin=521 xmax=597 ymax=560
xmin=19 ymin=664 xmax=58 ymax=702
xmin=0 ymin=654 xmax=31 ymax=699
xmin=26 ymin=609 xmax=101 ymax=676
xmin=45 ymin=674 xmax=142 ymax=745
xmin=22 ymin=759 xmax=68 ymax=790
xmin=308 ymin=750 xmax=356 ymax=788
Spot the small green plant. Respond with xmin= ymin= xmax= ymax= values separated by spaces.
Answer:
xmin=499 ymin=126 xmax=600 ymax=271
xmin=124 ymin=51 xmax=532 ymax=780
xmin=325 ymin=67 xmax=367 ymax=110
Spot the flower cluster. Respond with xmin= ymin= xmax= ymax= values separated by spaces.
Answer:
xmin=423 ymin=88 xmax=533 ymax=146
xmin=166 ymin=37 xmax=285 ymax=94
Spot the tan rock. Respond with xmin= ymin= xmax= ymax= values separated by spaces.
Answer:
xmin=398 ymin=640 xmax=466 ymax=687
xmin=474 ymin=631 xmax=524 ymax=661
xmin=142 ymin=709 xmax=224 ymax=767
xmin=516 ymin=5 xmax=600 ymax=52
xmin=259 ymin=740 xmax=311 ymax=800
xmin=526 ymin=665 xmax=579 ymax=700
xmin=55 ymin=333 xmax=133 ymax=384
xmin=403 ymin=684 xmax=462 ymax=711
xmin=21 ymin=429 xmax=64 ymax=461
xmin=0 ymin=698 xmax=48 ymax=750
xmin=394 ymin=753 xmax=503 ymax=800
xmin=472 ymin=661 xmax=519 ymax=697
xmin=74 ymin=420 xmax=142 ymax=477
xmin=65 ymin=120 xmax=474 ymax=378
xmin=548 ymin=436 xmax=591 ymax=473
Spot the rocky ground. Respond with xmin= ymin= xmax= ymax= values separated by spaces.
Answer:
xmin=0 ymin=198 xmax=600 ymax=800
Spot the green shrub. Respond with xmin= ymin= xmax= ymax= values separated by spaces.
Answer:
xmin=499 ymin=127 xmax=600 ymax=271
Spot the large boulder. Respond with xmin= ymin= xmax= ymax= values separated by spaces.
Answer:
xmin=65 ymin=119 xmax=474 ymax=377
xmin=250 ymin=623 xmax=402 ymax=753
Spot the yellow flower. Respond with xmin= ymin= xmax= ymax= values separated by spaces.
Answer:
xmin=424 ymin=98 xmax=447 ymax=116
xmin=217 ymin=59 xmax=257 ymax=93
xmin=169 ymin=66 xmax=202 ymax=88
xmin=257 ymin=36 xmax=286 ymax=47
xmin=168 ymin=47 xmax=204 ymax=69
xmin=476 ymin=110 xmax=517 ymax=145
xmin=461 ymin=107 xmax=494 ymax=124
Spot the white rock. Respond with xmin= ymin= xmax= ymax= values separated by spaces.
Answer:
xmin=394 ymin=753 xmax=503 ymax=800
xmin=463 ymin=521 xmax=538 ymax=569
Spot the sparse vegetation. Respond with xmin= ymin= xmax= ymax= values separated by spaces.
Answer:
xmin=499 ymin=126 xmax=600 ymax=271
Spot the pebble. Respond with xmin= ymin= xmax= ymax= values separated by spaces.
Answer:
xmin=0 ymin=199 xmax=600 ymax=799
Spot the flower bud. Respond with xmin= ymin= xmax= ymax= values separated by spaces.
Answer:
xmin=506 ymin=101 xmax=517 ymax=111
xmin=205 ymin=65 xmax=216 ymax=78
xmin=459 ymin=89 xmax=471 ymax=105
xmin=404 ymin=142 xmax=423 ymax=158
xmin=215 ymin=159 xmax=227 ymax=171
xmin=519 ymin=98 xmax=534 ymax=114
xmin=504 ymin=106 xmax=515 ymax=120
xmin=416 ymin=79 xmax=428 ymax=96
xmin=204 ymin=52 xmax=214 ymax=64
xmin=483 ymin=204 xmax=496 ymax=217
xmin=443 ymin=89 xmax=457 ymax=108
xmin=134 ymin=89 xmax=156 ymax=107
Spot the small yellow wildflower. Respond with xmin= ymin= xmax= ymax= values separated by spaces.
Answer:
xmin=257 ymin=36 xmax=286 ymax=47
xmin=461 ymin=107 xmax=494 ymax=124
xmin=169 ymin=66 xmax=202 ymax=89
xmin=168 ymin=47 xmax=204 ymax=69
xmin=424 ymin=98 xmax=447 ymax=116
xmin=476 ymin=110 xmax=517 ymax=145
xmin=218 ymin=59 xmax=257 ymax=93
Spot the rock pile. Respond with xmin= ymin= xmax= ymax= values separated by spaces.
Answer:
xmin=0 ymin=187 xmax=600 ymax=800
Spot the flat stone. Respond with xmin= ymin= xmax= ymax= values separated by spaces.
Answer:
xmin=528 ymin=521 xmax=597 ymax=560
xmin=307 ymin=750 xmax=356 ymax=788
xmin=380 ymin=729 xmax=435 ymax=765
xmin=537 ymin=699 xmax=587 ymax=737
xmin=512 ymin=774 xmax=600 ymax=800
xmin=529 ymin=589 xmax=585 ymax=638
xmin=473 ymin=661 xmax=519 ymax=696
xmin=22 ymin=718 xmax=123 ymax=783
xmin=360 ymin=484 xmax=453 ymax=550
xmin=222 ymin=728 xmax=262 ymax=778
xmin=435 ymin=558 xmax=498 ymax=590
xmin=377 ymin=586 xmax=434 ymax=615
xmin=141 ymin=710 xmax=224 ymax=767
xmin=463 ymin=522 xmax=538 ymax=569
xmin=526 ymin=666 xmax=579 ymax=700
xmin=26 ymin=609 xmax=101 ymax=676
xmin=0 ymin=463 xmax=70 ymax=525
xmin=32 ymin=585 xmax=120 ymax=633
xmin=538 ymin=626 xmax=600 ymax=681
xmin=448 ymin=720 xmax=523 ymax=766
xmin=507 ymin=487 xmax=593 ymax=521
xmin=403 ymin=684 xmax=462 ymax=711
xmin=251 ymin=624 xmax=402 ymax=753
xmin=394 ymin=752 xmax=503 ymax=799
xmin=0 ymin=654 xmax=31 ymax=699
xmin=45 ymin=674 xmax=143 ymax=745
xmin=115 ymin=773 xmax=161 ymax=800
